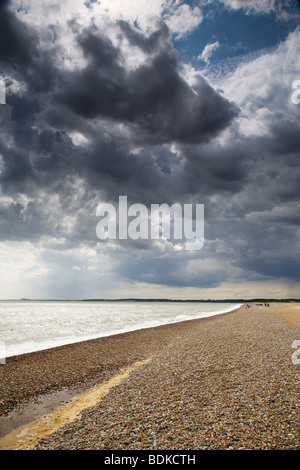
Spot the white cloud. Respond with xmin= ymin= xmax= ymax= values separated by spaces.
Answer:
xmin=163 ymin=2 xmax=203 ymax=39
xmin=219 ymin=0 xmax=300 ymax=19
xmin=13 ymin=0 xmax=204 ymax=38
xmin=199 ymin=41 xmax=220 ymax=63
xmin=221 ymin=0 xmax=278 ymax=14
xmin=94 ymin=0 xmax=165 ymax=31
xmin=72 ymin=265 xmax=81 ymax=271
xmin=68 ymin=131 xmax=90 ymax=147
xmin=219 ymin=28 xmax=300 ymax=134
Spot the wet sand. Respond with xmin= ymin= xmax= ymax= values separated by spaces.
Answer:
xmin=0 ymin=303 xmax=299 ymax=450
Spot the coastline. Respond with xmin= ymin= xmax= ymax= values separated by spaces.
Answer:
xmin=0 ymin=303 xmax=299 ymax=450
xmin=0 ymin=305 xmax=244 ymax=415
xmin=1 ymin=301 xmax=242 ymax=359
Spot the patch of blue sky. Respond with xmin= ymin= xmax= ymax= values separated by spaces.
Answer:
xmin=172 ymin=2 xmax=298 ymax=77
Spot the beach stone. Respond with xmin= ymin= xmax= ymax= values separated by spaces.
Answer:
xmin=0 ymin=303 xmax=299 ymax=450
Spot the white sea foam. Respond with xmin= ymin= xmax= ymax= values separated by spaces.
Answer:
xmin=0 ymin=301 xmax=242 ymax=358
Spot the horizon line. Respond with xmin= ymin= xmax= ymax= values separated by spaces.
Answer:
xmin=1 ymin=298 xmax=300 ymax=303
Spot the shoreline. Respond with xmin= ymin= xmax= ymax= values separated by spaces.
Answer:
xmin=0 ymin=303 xmax=299 ymax=450
xmin=3 ymin=302 xmax=243 ymax=360
xmin=0 ymin=305 xmax=244 ymax=413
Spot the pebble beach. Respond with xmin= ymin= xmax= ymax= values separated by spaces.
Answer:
xmin=0 ymin=303 xmax=299 ymax=450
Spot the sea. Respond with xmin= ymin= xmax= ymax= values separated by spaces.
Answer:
xmin=0 ymin=300 xmax=242 ymax=359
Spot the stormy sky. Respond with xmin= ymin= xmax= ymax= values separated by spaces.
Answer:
xmin=0 ymin=0 xmax=300 ymax=300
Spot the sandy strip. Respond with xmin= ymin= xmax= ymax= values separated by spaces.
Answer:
xmin=274 ymin=302 xmax=300 ymax=329
xmin=0 ymin=303 xmax=299 ymax=450
xmin=0 ymin=358 xmax=152 ymax=450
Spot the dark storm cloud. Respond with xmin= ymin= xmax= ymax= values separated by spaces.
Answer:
xmin=0 ymin=1 xmax=36 ymax=71
xmin=56 ymin=22 xmax=238 ymax=144
xmin=0 ymin=4 xmax=239 ymax=208
xmin=0 ymin=2 xmax=299 ymax=292
xmin=118 ymin=19 xmax=169 ymax=54
xmin=177 ymin=141 xmax=249 ymax=199
xmin=116 ymin=249 xmax=227 ymax=288
xmin=0 ymin=3 xmax=239 ymax=220
xmin=57 ymin=26 xmax=126 ymax=120
xmin=0 ymin=1 xmax=57 ymax=93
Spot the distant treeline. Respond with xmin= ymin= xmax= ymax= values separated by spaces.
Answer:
xmin=16 ymin=298 xmax=300 ymax=303
xmin=79 ymin=298 xmax=300 ymax=303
